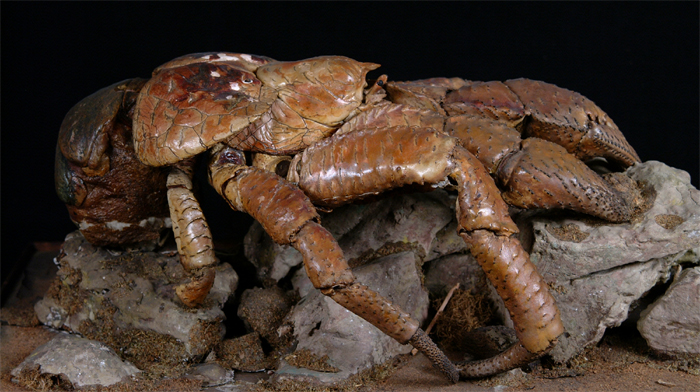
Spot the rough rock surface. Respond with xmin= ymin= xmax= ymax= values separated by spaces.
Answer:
xmin=237 ymin=286 xmax=294 ymax=349
xmin=34 ymin=231 xmax=238 ymax=363
xmin=215 ymin=332 xmax=267 ymax=372
xmin=277 ymin=251 xmax=430 ymax=384
xmin=11 ymin=332 xmax=140 ymax=387
xmin=638 ymin=266 xmax=700 ymax=355
xmin=526 ymin=161 xmax=700 ymax=362
xmin=184 ymin=362 xmax=235 ymax=388
xmin=424 ymin=253 xmax=485 ymax=296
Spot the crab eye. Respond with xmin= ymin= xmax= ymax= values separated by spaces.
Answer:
xmin=243 ymin=78 xmax=253 ymax=84
xmin=217 ymin=148 xmax=245 ymax=165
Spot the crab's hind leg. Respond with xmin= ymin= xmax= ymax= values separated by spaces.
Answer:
xmin=167 ymin=164 xmax=217 ymax=307
xmin=208 ymin=147 xmax=460 ymax=383
xmin=447 ymin=148 xmax=564 ymax=377
xmin=288 ymin=125 xmax=564 ymax=379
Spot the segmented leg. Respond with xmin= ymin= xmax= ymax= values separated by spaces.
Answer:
xmin=456 ymin=228 xmax=560 ymax=377
xmin=207 ymin=147 xmax=459 ymax=383
xmin=167 ymin=166 xmax=217 ymax=307
xmin=287 ymin=125 xmax=564 ymax=379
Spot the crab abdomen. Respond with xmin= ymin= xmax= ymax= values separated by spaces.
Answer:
xmin=56 ymin=79 xmax=170 ymax=246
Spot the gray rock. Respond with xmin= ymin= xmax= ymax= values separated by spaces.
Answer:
xmin=527 ymin=161 xmax=700 ymax=362
xmin=244 ymin=223 xmax=302 ymax=285
xmin=424 ymin=253 xmax=486 ymax=296
xmin=185 ymin=362 xmax=235 ymax=388
xmin=530 ymin=162 xmax=700 ymax=281
xmin=426 ymin=219 xmax=470 ymax=262
xmin=34 ymin=231 xmax=238 ymax=360
xmin=11 ymin=333 xmax=140 ymax=387
xmin=638 ymin=266 xmax=700 ymax=355
xmin=276 ymin=251 xmax=429 ymax=383
xmin=329 ymin=192 xmax=455 ymax=263
xmin=543 ymin=252 xmax=692 ymax=363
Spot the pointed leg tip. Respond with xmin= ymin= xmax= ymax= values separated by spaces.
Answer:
xmin=447 ymin=366 xmax=460 ymax=384
xmin=175 ymin=267 xmax=216 ymax=307
xmin=409 ymin=328 xmax=460 ymax=383
xmin=434 ymin=351 xmax=460 ymax=383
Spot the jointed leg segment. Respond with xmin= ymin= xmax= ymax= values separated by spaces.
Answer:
xmin=208 ymin=146 xmax=459 ymax=382
xmin=167 ymin=166 xmax=217 ymax=307
xmin=288 ymin=125 xmax=564 ymax=379
xmin=208 ymin=123 xmax=563 ymax=381
xmin=446 ymin=115 xmax=633 ymax=222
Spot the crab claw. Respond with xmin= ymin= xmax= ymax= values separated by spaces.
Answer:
xmin=442 ymin=78 xmax=641 ymax=168
xmin=504 ymin=78 xmax=641 ymax=167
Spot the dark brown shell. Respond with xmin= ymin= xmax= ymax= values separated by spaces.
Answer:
xmin=58 ymin=80 xmax=124 ymax=174
xmin=504 ymin=78 xmax=640 ymax=166
xmin=58 ymin=79 xmax=148 ymax=172
xmin=55 ymin=78 xmax=170 ymax=246
xmin=61 ymin=118 xmax=171 ymax=246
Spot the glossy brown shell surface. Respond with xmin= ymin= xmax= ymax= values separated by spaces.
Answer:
xmin=133 ymin=59 xmax=275 ymax=166
xmin=56 ymin=78 xmax=169 ymax=245
xmin=503 ymin=78 xmax=640 ymax=165
xmin=58 ymin=80 xmax=134 ymax=172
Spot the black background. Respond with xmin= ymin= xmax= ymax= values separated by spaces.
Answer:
xmin=2 ymin=2 xmax=698 ymax=284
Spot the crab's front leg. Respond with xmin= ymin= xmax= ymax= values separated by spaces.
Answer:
xmin=207 ymin=145 xmax=460 ymax=383
xmin=167 ymin=162 xmax=217 ymax=307
xmin=286 ymin=126 xmax=565 ymax=379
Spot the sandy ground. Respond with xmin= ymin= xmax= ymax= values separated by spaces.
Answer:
xmin=1 ymin=324 xmax=698 ymax=391
xmin=1 ymin=244 xmax=698 ymax=391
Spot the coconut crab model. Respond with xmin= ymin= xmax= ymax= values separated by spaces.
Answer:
xmin=55 ymin=52 xmax=639 ymax=382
